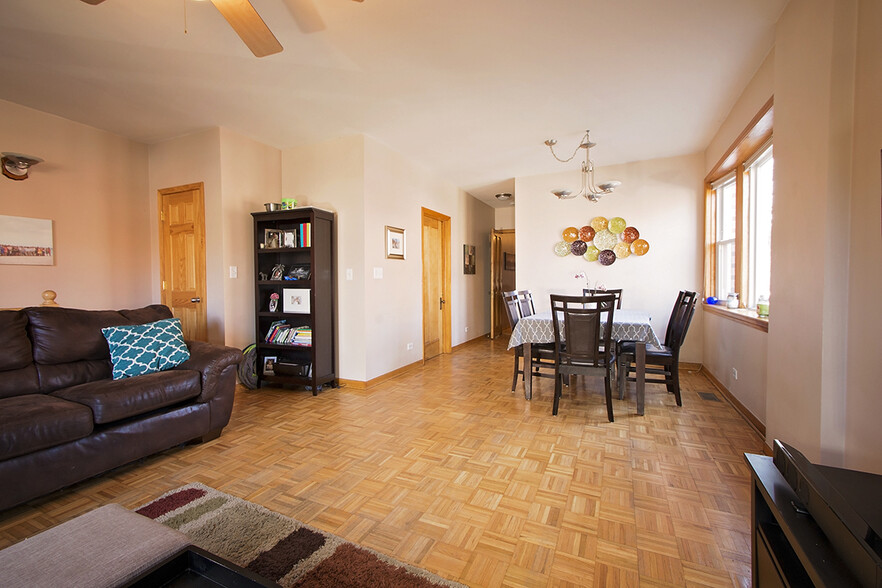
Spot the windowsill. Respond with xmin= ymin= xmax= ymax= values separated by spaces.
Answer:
xmin=702 ymin=303 xmax=769 ymax=332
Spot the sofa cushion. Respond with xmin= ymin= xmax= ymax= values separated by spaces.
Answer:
xmin=102 ymin=318 xmax=190 ymax=380
xmin=51 ymin=369 xmax=201 ymax=425
xmin=0 ymin=395 xmax=94 ymax=461
xmin=0 ymin=310 xmax=32 ymax=371
xmin=27 ymin=307 xmax=130 ymax=364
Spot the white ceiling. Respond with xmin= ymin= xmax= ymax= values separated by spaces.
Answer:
xmin=0 ymin=0 xmax=787 ymax=207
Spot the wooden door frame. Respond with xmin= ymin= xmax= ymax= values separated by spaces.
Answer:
xmin=157 ymin=182 xmax=207 ymax=341
xmin=490 ymin=229 xmax=514 ymax=339
xmin=421 ymin=207 xmax=451 ymax=356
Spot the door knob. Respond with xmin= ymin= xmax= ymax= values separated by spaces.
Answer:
xmin=190 ymin=297 xmax=201 ymax=303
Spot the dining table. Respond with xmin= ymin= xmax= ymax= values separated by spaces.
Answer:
xmin=507 ymin=309 xmax=661 ymax=415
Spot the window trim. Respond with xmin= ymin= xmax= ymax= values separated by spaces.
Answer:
xmin=704 ymin=97 xmax=773 ymax=322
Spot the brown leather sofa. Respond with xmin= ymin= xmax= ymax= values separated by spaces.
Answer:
xmin=0 ymin=304 xmax=242 ymax=511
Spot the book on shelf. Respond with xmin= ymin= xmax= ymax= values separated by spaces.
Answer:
xmin=263 ymin=320 xmax=312 ymax=347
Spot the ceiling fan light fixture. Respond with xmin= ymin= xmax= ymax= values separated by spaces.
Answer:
xmin=1 ymin=152 xmax=43 ymax=181
xmin=544 ymin=130 xmax=621 ymax=203
xmin=494 ymin=192 xmax=511 ymax=201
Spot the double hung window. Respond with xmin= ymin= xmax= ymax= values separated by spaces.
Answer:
xmin=704 ymin=99 xmax=774 ymax=320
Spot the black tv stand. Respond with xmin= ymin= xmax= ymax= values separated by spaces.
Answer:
xmin=745 ymin=445 xmax=882 ymax=587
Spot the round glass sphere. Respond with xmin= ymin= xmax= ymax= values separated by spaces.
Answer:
xmin=598 ymin=250 xmax=616 ymax=266
xmin=622 ymin=226 xmax=640 ymax=243
xmin=631 ymin=239 xmax=650 ymax=255
xmin=590 ymin=216 xmax=609 ymax=232
xmin=583 ymin=245 xmax=600 ymax=262
xmin=579 ymin=225 xmax=596 ymax=242
xmin=613 ymin=242 xmax=631 ymax=258
xmin=553 ymin=241 xmax=571 ymax=256
xmin=570 ymin=240 xmax=588 ymax=256
xmin=562 ymin=226 xmax=579 ymax=242
xmin=608 ymin=217 xmax=627 ymax=234
xmin=593 ymin=229 xmax=618 ymax=251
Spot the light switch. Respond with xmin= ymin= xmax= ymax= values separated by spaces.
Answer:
xmin=229 ymin=266 xmax=238 ymax=278
xmin=346 ymin=268 xmax=353 ymax=281
xmin=373 ymin=267 xmax=383 ymax=279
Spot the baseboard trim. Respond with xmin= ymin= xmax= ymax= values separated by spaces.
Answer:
xmin=337 ymin=333 xmax=489 ymax=390
xmin=700 ymin=365 xmax=769 ymax=451
xmin=453 ymin=332 xmax=490 ymax=350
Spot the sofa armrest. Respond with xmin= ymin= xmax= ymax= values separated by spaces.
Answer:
xmin=176 ymin=340 xmax=243 ymax=402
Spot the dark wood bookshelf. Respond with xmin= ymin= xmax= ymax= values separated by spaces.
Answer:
xmin=251 ymin=207 xmax=336 ymax=394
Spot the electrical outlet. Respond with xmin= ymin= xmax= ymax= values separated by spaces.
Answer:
xmin=373 ymin=267 xmax=383 ymax=279
xmin=465 ymin=327 xmax=469 ymax=333
xmin=406 ymin=342 xmax=413 ymax=350
xmin=229 ymin=266 xmax=237 ymax=278
xmin=732 ymin=367 xmax=738 ymax=380
xmin=346 ymin=268 xmax=353 ymax=281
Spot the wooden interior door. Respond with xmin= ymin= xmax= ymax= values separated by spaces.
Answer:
xmin=421 ymin=208 xmax=451 ymax=360
xmin=490 ymin=232 xmax=504 ymax=338
xmin=158 ymin=183 xmax=207 ymax=341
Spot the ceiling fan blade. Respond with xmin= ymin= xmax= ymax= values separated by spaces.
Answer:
xmin=209 ymin=0 xmax=283 ymax=58
xmin=283 ymin=0 xmax=326 ymax=34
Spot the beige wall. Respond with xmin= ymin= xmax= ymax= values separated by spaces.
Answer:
xmin=218 ymin=128 xmax=282 ymax=349
xmin=767 ymin=0 xmax=857 ymax=465
xmin=513 ymin=153 xmax=705 ymax=363
xmin=283 ymin=135 xmax=494 ymax=382
xmin=701 ymin=51 xmax=775 ymax=428
xmin=146 ymin=128 xmax=281 ymax=348
xmin=147 ymin=129 xmax=225 ymax=343
xmin=282 ymin=135 xmax=368 ymax=381
xmin=844 ymin=0 xmax=882 ymax=472
xmin=0 ymin=100 xmax=151 ymax=310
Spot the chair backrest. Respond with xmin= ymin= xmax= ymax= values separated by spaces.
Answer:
xmin=583 ymin=288 xmax=623 ymax=309
xmin=550 ymin=294 xmax=617 ymax=368
xmin=516 ymin=290 xmax=536 ymax=318
xmin=501 ymin=290 xmax=521 ymax=330
xmin=664 ymin=290 xmax=698 ymax=351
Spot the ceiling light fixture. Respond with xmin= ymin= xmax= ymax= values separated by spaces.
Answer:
xmin=1 ymin=152 xmax=44 ymax=181
xmin=544 ymin=130 xmax=621 ymax=202
xmin=494 ymin=193 xmax=511 ymax=201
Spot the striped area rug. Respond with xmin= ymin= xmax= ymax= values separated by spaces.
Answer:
xmin=136 ymin=483 xmax=465 ymax=588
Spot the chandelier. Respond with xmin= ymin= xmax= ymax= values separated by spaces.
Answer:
xmin=544 ymin=130 xmax=621 ymax=202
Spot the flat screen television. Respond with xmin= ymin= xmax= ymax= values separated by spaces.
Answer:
xmin=773 ymin=440 xmax=882 ymax=587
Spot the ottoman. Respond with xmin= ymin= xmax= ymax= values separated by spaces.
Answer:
xmin=0 ymin=503 xmax=191 ymax=588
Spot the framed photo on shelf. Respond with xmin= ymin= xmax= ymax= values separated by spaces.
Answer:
xmin=283 ymin=288 xmax=311 ymax=313
xmin=264 ymin=228 xmax=282 ymax=249
xmin=262 ymin=356 xmax=277 ymax=376
xmin=283 ymin=230 xmax=296 ymax=248
xmin=385 ymin=225 xmax=405 ymax=260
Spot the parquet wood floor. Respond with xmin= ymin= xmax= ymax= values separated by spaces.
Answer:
xmin=0 ymin=337 xmax=765 ymax=587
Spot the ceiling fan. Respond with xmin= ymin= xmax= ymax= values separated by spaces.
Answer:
xmin=79 ymin=0 xmax=363 ymax=58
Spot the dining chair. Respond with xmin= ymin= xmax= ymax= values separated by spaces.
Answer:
xmin=550 ymin=293 xmax=618 ymax=421
xmin=502 ymin=290 xmax=555 ymax=393
xmin=583 ymin=288 xmax=623 ymax=309
xmin=618 ymin=290 xmax=697 ymax=406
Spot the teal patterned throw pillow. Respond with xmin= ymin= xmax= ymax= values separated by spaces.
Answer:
xmin=102 ymin=318 xmax=190 ymax=380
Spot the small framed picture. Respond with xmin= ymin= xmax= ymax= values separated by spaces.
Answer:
xmin=283 ymin=230 xmax=296 ymax=248
xmin=385 ymin=226 xmax=405 ymax=260
xmin=262 ymin=356 xmax=277 ymax=376
xmin=504 ymin=252 xmax=515 ymax=271
xmin=283 ymin=288 xmax=311 ymax=313
xmin=463 ymin=244 xmax=475 ymax=274
xmin=264 ymin=229 xmax=282 ymax=249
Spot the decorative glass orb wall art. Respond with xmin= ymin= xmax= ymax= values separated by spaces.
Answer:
xmin=553 ymin=216 xmax=649 ymax=266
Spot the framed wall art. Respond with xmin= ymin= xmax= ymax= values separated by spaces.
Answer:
xmin=385 ymin=225 xmax=405 ymax=260
xmin=463 ymin=244 xmax=475 ymax=274
xmin=0 ymin=215 xmax=54 ymax=265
